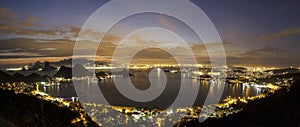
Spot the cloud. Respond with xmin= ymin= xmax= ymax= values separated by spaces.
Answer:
xmin=0 ymin=22 xmax=19 ymax=34
xmin=190 ymin=39 xmax=232 ymax=54
xmin=0 ymin=57 xmax=68 ymax=66
xmin=0 ymin=38 xmax=74 ymax=58
xmin=226 ymin=55 xmax=298 ymax=67
xmin=27 ymin=16 xmax=37 ymax=23
xmin=66 ymin=25 xmax=81 ymax=38
xmin=0 ymin=7 xmax=38 ymax=27
xmin=240 ymin=45 xmax=289 ymax=57
xmin=39 ymin=48 xmax=57 ymax=51
xmin=0 ymin=48 xmax=22 ymax=53
xmin=0 ymin=7 xmax=16 ymax=19
xmin=224 ymin=45 xmax=297 ymax=67
xmin=0 ymin=19 xmax=99 ymax=41
xmin=0 ymin=37 xmax=118 ymax=61
xmin=158 ymin=14 xmax=176 ymax=32
xmin=249 ymin=26 xmax=300 ymax=42
xmin=0 ymin=7 xmax=52 ymax=39
xmin=20 ymin=16 xmax=38 ymax=27
xmin=0 ymin=52 xmax=42 ymax=58
xmin=36 ymin=39 xmax=74 ymax=44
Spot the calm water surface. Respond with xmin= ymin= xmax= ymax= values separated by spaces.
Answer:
xmin=40 ymin=70 xmax=261 ymax=108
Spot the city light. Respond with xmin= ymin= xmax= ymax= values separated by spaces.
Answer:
xmin=0 ymin=63 xmax=297 ymax=126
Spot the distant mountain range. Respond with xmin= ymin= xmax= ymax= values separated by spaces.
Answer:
xmin=0 ymin=70 xmax=51 ymax=83
xmin=53 ymin=64 xmax=93 ymax=79
xmin=53 ymin=66 xmax=72 ymax=79
xmin=21 ymin=58 xmax=108 ymax=72
xmin=22 ymin=61 xmax=57 ymax=71
xmin=49 ymin=58 xmax=108 ymax=67
xmin=0 ymin=63 xmax=98 ymax=83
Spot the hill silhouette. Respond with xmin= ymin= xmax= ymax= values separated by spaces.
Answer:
xmin=72 ymin=64 xmax=93 ymax=77
xmin=53 ymin=66 xmax=72 ymax=79
xmin=9 ymin=73 xmax=25 ymax=83
xmin=0 ymin=89 xmax=98 ymax=127
xmin=0 ymin=70 xmax=10 ymax=83
xmin=42 ymin=62 xmax=57 ymax=72
xmin=25 ymin=73 xmax=49 ymax=83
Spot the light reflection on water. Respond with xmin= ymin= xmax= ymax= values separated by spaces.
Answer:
xmin=40 ymin=71 xmax=261 ymax=107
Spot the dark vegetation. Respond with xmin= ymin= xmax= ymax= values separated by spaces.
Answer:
xmin=0 ymin=89 xmax=98 ymax=127
xmin=176 ymin=73 xmax=300 ymax=127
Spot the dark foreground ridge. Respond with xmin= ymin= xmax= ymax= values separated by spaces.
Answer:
xmin=177 ymin=74 xmax=300 ymax=127
xmin=0 ymin=89 xmax=98 ymax=127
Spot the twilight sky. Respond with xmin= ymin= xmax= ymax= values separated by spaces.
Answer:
xmin=0 ymin=0 xmax=300 ymax=68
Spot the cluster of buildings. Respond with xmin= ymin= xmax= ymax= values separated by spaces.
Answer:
xmin=2 ymin=60 xmax=299 ymax=126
